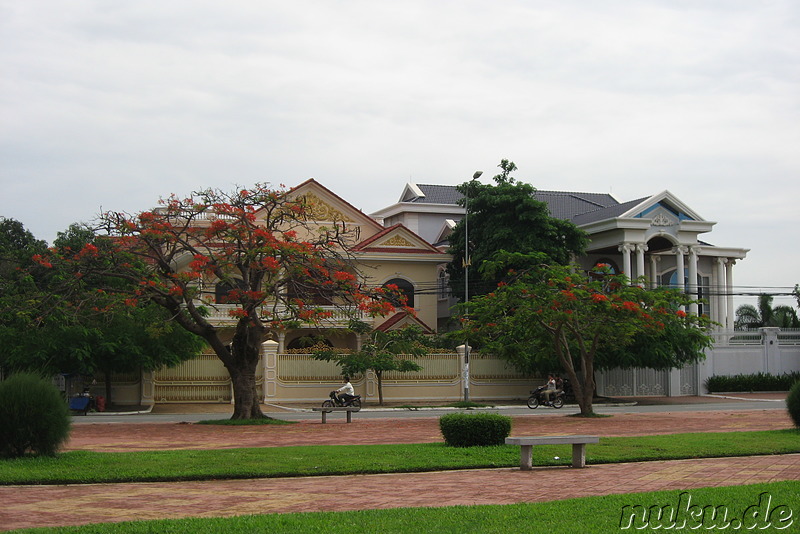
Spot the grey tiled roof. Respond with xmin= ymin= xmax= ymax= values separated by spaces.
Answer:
xmin=411 ymin=184 xmax=633 ymax=224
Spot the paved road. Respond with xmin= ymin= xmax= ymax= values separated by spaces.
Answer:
xmin=72 ymin=397 xmax=787 ymax=424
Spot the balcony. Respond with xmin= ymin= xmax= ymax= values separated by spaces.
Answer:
xmin=195 ymin=302 xmax=371 ymax=328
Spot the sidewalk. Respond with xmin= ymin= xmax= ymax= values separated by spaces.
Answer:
xmin=2 ymin=454 xmax=798 ymax=531
xmin=1 ymin=398 xmax=797 ymax=531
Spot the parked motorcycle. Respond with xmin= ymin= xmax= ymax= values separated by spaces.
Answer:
xmin=527 ymin=384 xmax=566 ymax=409
xmin=322 ymin=390 xmax=362 ymax=409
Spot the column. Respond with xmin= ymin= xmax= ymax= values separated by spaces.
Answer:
xmin=618 ymin=243 xmax=633 ymax=280
xmin=635 ymin=244 xmax=648 ymax=287
xmin=687 ymin=246 xmax=699 ymax=315
xmin=277 ymin=332 xmax=286 ymax=353
xmin=262 ymin=340 xmax=278 ymax=401
xmin=716 ymin=258 xmax=727 ymax=328
xmin=649 ymin=256 xmax=661 ymax=289
xmin=726 ymin=260 xmax=736 ymax=330
xmin=674 ymin=246 xmax=687 ymax=291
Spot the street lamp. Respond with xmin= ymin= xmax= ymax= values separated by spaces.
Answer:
xmin=463 ymin=170 xmax=482 ymax=402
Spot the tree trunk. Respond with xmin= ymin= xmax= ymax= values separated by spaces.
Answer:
xmin=227 ymin=363 xmax=265 ymax=419
xmin=103 ymin=369 xmax=113 ymax=408
xmin=217 ymin=321 xmax=268 ymax=420
xmin=376 ymin=371 xmax=384 ymax=406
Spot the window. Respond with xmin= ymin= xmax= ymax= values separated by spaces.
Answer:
xmin=383 ymin=278 xmax=415 ymax=308
xmin=438 ymin=269 xmax=449 ymax=300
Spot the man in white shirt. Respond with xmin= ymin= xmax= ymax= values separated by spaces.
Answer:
xmin=336 ymin=376 xmax=356 ymax=404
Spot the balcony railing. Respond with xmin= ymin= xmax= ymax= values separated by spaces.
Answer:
xmin=195 ymin=302 xmax=369 ymax=327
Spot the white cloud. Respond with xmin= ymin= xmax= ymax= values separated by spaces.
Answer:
xmin=1 ymin=0 xmax=798 ymax=307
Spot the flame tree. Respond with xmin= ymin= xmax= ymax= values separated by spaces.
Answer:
xmin=461 ymin=254 xmax=713 ymax=416
xmin=37 ymin=185 xmax=400 ymax=419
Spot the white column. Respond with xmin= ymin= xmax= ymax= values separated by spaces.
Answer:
xmin=635 ymin=244 xmax=648 ymax=287
xmin=687 ymin=246 xmax=699 ymax=315
xmin=649 ymin=256 xmax=661 ymax=289
xmin=674 ymin=246 xmax=687 ymax=291
xmin=618 ymin=243 xmax=633 ymax=280
xmin=716 ymin=258 xmax=727 ymax=327
xmin=726 ymin=260 xmax=736 ymax=330
xmin=262 ymin=340 xmax=278 ymax=401
xmin=277 ymin=332 xmax=286 ymax=353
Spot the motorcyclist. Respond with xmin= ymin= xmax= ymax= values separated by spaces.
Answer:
xmin=336 ymin=376 xmax=356 ymax=405
xmin=541 ymin=374 xmax=557 ymax=404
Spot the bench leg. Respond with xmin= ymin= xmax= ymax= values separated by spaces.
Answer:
xmin=321 ymin=411 xmax=327 ymax=424
xmin=572 ymin=443 xmax=586 ymax=468
xmin=346 ymin=410 xmax=352 ymax=423
xmin=520 ymin=445 xmax=533 ymax=470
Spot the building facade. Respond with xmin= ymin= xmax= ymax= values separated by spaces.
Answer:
xmin=371 ymin=183 xmax=749 ymax=330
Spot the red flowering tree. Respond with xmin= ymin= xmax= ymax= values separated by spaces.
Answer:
xmin=462 ymin=258 xmax=713 ymax=415
xmin=37 ymin=185 xmax=401 ymax=419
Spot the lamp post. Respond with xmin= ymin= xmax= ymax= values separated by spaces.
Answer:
xmin=463 ymin=170 xmax=482 ymax=402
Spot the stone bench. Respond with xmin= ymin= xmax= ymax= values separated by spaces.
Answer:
xmin=505 ymin=435 xmax=599 ymax=469
xmin=311 ymin=406 xmax=361 ymax=424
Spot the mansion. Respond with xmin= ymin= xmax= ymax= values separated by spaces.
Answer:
xmin=371 ymin=183 xmax=750 ymax=331
xmin=88 ymin=178 xmax=800 ymax=405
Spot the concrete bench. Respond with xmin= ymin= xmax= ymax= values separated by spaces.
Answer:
xmin=505 ymin=435 xmax=599 ymax=469
xmin=311 ymin=406 xmax=361 ymax=423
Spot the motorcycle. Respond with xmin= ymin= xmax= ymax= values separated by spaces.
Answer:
xmin=322 ymin=390 xmax=362 ymax=409
xmin=527 ymin=383 xmax=567 ymax=409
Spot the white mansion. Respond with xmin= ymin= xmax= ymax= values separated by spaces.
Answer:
xmin=372 ymin=183 xmax=750 ymax=331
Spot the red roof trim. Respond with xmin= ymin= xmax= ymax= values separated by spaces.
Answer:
xmin=375 ymin=312 xmax=435 ymax=334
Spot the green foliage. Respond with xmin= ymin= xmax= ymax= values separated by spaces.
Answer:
xmin=439 ymin=412 xmax=512 ymax=447
xmin=446 ymin=159 xmax=587 ymax=300
xmin=314 ymin=322 xmax=430 ymax=405
xmin=787 ymin=381 xmax=800 ymax=428
xmin=0 ymin=372 xmax=71 ymax=458
xmin=704 ymin=372 xmax=800 ymax=393
xmin=735 ymin=294 xmax=800 ymax=329
xmin=461 ymin=260 xmax=713 ymax=416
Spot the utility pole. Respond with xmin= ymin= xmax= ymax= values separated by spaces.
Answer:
xmin=463 ymin=170 xmax=482 ymax=402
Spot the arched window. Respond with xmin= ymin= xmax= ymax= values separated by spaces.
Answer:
xmin=215 ymin=278 xmax=247 ymax=304
xmin=383 ymin=278 xmax=415 ymax=308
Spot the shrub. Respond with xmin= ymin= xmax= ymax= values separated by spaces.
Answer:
xmin=439 ymin=412 xmax=511 ymax=447
xmin=704 ymin=371 xmax=800 ymax=393
xmin=0 ymin=372 xmax=72 ymax=458
xmin=788 ymin=381 xmax=800 ymax=428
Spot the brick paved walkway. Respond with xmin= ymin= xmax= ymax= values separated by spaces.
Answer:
xmin=2 ymin=455 xmax=798 ymax=531
xmin=1 ymin=403 xmax=796 ymax=531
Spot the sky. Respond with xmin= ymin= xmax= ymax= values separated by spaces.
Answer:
xmin=1 ymin=1 xmax=798 ymax=310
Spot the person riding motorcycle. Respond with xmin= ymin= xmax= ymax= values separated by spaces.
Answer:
xmin=336 ymin=376 xmax=357 ymax=405
xmin=541 ymin=374 xmax=557 ymax=404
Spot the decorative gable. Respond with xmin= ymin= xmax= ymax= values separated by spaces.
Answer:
xmin=351 ymin=223 xmax=445 ymax=255
xmin=301 ymin=192 xmax=354 ymax=222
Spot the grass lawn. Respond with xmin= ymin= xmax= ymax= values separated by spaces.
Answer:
xmin=12 ymin=481 xmax=799 ymax=533
xmin=2 ymin=429 xmax=799 ymax=485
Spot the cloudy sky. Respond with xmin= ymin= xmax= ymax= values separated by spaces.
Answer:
xmin=1 ymin=1 xmax=798 ymax=309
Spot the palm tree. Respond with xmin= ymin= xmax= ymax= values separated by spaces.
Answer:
xmin=735 ymin=294 xmax=800 ymax=329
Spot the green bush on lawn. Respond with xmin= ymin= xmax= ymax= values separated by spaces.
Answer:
xmin=439 ymin=412 xmax=511 ymax=447
xmin=0 ymin=372 xmax=72 ymax=458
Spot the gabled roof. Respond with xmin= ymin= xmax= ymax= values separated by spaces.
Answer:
xmin=571 ymin=197 xmax=649 ymax=226
xmin=375 ymin=311 xmax=436 ymax=334
xmin=287 ymin=178 xmax=384 ymax=231
xmin=350 ymin=224 xmax=445 ymax=255
xmin=400 ymin=183 xmax=623 ymax=223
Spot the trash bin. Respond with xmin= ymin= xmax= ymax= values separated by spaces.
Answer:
xmin=95 ymin=395 xmax=106 ymax=412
